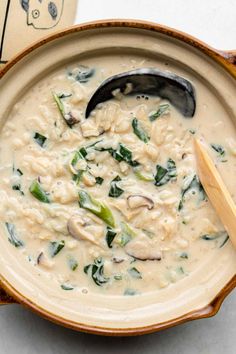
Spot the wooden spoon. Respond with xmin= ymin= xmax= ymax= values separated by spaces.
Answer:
xmin=194 ymin=138 xmax=236 ymax=249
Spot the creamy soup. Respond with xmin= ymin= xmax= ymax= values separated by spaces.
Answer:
xmin=0 ymin=57 xmax=236 ymax=297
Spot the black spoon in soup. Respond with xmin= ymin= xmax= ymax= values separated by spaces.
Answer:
xmin=85 ymin=68 xmax=196 ymax=118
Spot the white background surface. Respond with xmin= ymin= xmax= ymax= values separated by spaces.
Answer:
xmin=77 ymin=0 xmax=236 ymax=49
xmin=0 ymin=1 xmax=236 ymax=353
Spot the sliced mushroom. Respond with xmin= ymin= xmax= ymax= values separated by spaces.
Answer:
xmin=125 ymin=238 xmax=162 ymax=261
xmin=127 ymin=195 xmax=154 ymax=210
xmin=67 ymin=215 xmax=101 ymax=245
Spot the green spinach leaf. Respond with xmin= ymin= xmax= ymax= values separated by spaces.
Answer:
xmin=149 ymin=104 xmax=170 ymax=122
xmin=5 ymin=222 xmax=24 ymax=248
xmin=124 ymin=288 xmax=139 ymax=296
xmin=105 ymin=227 xmax=117 ymax=248
xmin=84 ymin=257 xmax=109 ymax=286
xmin=95 ymin=143 xmax=139 ymax=167
xmin=132 ymin=118 xmax=149 ymax=143
xmin=211 ymin=143 xmax=225 ymax=156
xmin=155 ymin=158 xmax=177 ymax=186
xmin=95 ymin=177 xmax=104 ymax=185
xmin=33 ymin=132 xmax=47 ymax=147
xmin=68 ymin=65 xmax=95 ymax=83
xmin=108 ymin=176 xmax=124 ymax=198
xmin=61 ymin=284 xmax=74 ymax=290
xmin=68 ymin=257 xmax=78 ymax=271
xmin=128 ymin=267 xmax=142 ymax=279
xmin=49 ymin=240 xmax=65 ymax=257
xmin=178 ymin=174 xmax=206 ymax=210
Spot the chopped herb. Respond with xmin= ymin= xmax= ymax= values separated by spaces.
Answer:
xmin=124 ymin=288 xmax=138 ymax=296
xmin=95 ymin=177 xmax=104 ymax=185
xmin=95 ymin=143 xmax=139 ymax=167
xmin=132 ymin=118 xmax=150 ymax=143
xmin=12 ymin=184 xmax=24 ymax=195
xmin=114 ymin=274 xmax=122 ymax=280
xmin=33 ymin=132 xmax=47 ymax=147
xmin=108 ymin=175 xmax=124 ymax=198
xmin=61 ymin=284 xmax=74 ymax=291
xmin=178 ymin=200 xmax=184 ymax=211
xmin=86 ymin=139 xmax=103 ymax=149
xmin=53 ymin=92 xmax=65 ymax=115
xmin=68 ymin=65 xmax=95 ymax=83
xmin=12 ymin=167 xmax=24 ymax=195
xmin=5 ymin=222 xmax=24 ymax=248
xmin=167 ymin=158 xmax=177 ymax=178
xmin=200 ymin=231 xmax=229 ymax=248
xmin=58 ymin=93 xmax=72 ymax=99
xmin=155 ymin=165 xmax=168 ymax=185
xmin=189 ymin=129 xmax=196 ymax=134
xmin=105 ymin=227 xmax=117 ymax=248
xmin=71 ymin=141 xmax=102 ymax=168
xmin=201 ymin=234 xmax=219 ymax=241
xmin=176 ymin=266 xmax=185 ymax=275
xmin=78 ymin=147 xmax=88 ymax=159
xmin=149 ymin=104 xmax=170 ymax=122
xmin=72 ymin=170 xmax=84 ymax=184
xmin=155 ymin=158 xmax=177 ymax=186
xmin=211 ymin=144 xmax=228 ymax=162
xmin=71 ymin=150 xmax=86 ymax=166
xmin=219 ymin=235 xmax=229 ymax=248
xmin=134 ymin=168 xmax=154 ymax=182
xmin=49 ymin=240 xmax=65 ymax=257
xmin=118 ymin=143 xmax=139 ymax=166
xmin=29 ymin=180 xmax=50 ymax=203
xmin=16 ymin=168 xmax=23 ymax=176
xmin=201 ymin=231 xmax=228 ymax=241
xmin=142 ymin=229 xmax=155 ymax=238
xmin=70 ymin=149 xmax=87 ymax=184
xmin=68 ymin=257 xmax=78 ymax=271
xmin=84 ymin=257 xmax=109 ymax=286
xmin=119 ymin=222 xmax=136 ymax=246
xmin=178 ymin=174 xmax=206 ymax=210
xmin=128 ymin=267 xmax=142 ymax=279
xmin=211 ymin=143 xmax=225 ymax=156
xmin=52 ymin=92 xmax=78 ymax=128
xmin=179 ymin=252 xmax=188 ymax=259
xmin=79 ymin=190 xmax=115 ymax=227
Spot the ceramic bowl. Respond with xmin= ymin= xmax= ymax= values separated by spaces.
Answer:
xmin=0 ymin=20 xmax=235 ymax=336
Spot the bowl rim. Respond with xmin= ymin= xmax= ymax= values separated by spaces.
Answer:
xmin=0 ymin=19 xmax=235 ymax=336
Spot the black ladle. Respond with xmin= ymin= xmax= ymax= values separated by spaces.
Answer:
xmin=85 ymin=68 xmax=196 ymax=118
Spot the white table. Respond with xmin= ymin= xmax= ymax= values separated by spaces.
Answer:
xmin=77 ymin=0 xmax=236 ymax=49
xmin=0 ymin=1 xmax=235 ymax=353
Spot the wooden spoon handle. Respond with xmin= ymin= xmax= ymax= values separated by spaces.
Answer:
xmin=194 ymin=139 xmax=236 ymax=249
